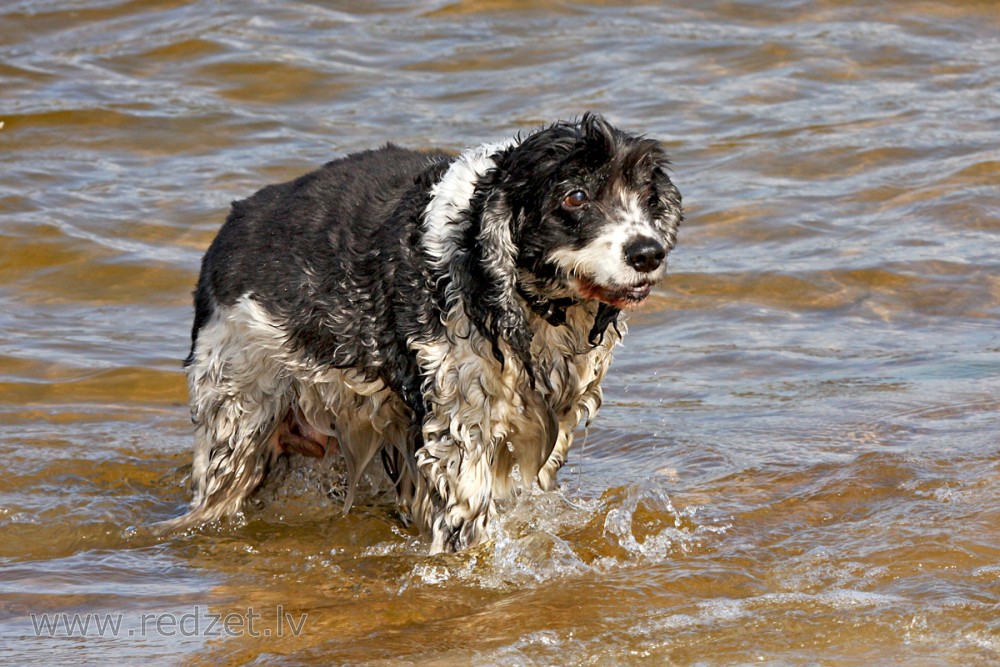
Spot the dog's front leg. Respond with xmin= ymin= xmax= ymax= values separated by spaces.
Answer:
xmin=416 ymin=431 xmax=494 ymax=553
xmin=411 ymin=348 xmax=500 ymax=552
xmin=412 ymin=334 xmax=525 ymax=553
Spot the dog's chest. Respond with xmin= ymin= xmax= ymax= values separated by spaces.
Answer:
xmin=530 ymin=304 xmax=618 ymax=417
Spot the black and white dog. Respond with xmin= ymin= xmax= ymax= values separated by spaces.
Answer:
xmin=163 ymin=113 xmax=682 ymax=553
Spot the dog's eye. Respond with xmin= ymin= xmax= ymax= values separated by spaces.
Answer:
xmin=562 ymin=190 xmax=588 ymax=209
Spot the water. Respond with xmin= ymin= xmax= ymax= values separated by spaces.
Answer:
xmin=1 ymin=0 xmax=998 ymax=664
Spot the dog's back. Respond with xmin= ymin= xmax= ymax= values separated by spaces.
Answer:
xmin=189 ymin=145 xmax=452 ymax=374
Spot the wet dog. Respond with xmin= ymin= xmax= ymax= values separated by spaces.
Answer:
xmin=162 ymin=113 xmax=683 ymax=553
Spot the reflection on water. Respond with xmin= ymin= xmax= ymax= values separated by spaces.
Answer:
xmin=1 ymin=1 xmax=998 ymax=665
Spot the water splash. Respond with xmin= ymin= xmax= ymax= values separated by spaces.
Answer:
xmin=601 ymin=479 xmax=730 ymax=564
xmin=469 ymin=478 xmax=729 ymax=589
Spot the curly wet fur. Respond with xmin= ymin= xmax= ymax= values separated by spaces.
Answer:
xmin=159 ymin=113 xmax=683 ymax=553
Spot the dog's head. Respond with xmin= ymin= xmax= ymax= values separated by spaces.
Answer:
xmin=501 ymin=113 xmax=683 ymax=310
xmin=451 ymin=113 xmax=682 ymax=370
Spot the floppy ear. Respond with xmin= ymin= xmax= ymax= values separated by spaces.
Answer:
xmin=458 ymin=189 xmax=535 ymax=374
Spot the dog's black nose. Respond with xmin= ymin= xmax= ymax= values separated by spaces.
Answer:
xmin=624 ymin=237 xmax=666 ymax=273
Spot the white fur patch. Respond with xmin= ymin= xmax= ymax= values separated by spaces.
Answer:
xmin=411 ymin=297 xmax=620 ymax=552
xmin=421 ymin=138 xmax=517 ymax=268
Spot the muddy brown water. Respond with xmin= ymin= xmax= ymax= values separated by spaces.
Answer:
xmin=1 ymin=1 xmax=999 ymax=665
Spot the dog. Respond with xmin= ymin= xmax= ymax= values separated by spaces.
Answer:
xmin=162 ymin=113 xmax=683 ymax=553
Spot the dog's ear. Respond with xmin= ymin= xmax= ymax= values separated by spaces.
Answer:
xmin=448 ymin=182 xmax=536 ymax=381
xmin=458 ymin=189 xmax=536 ymax=375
